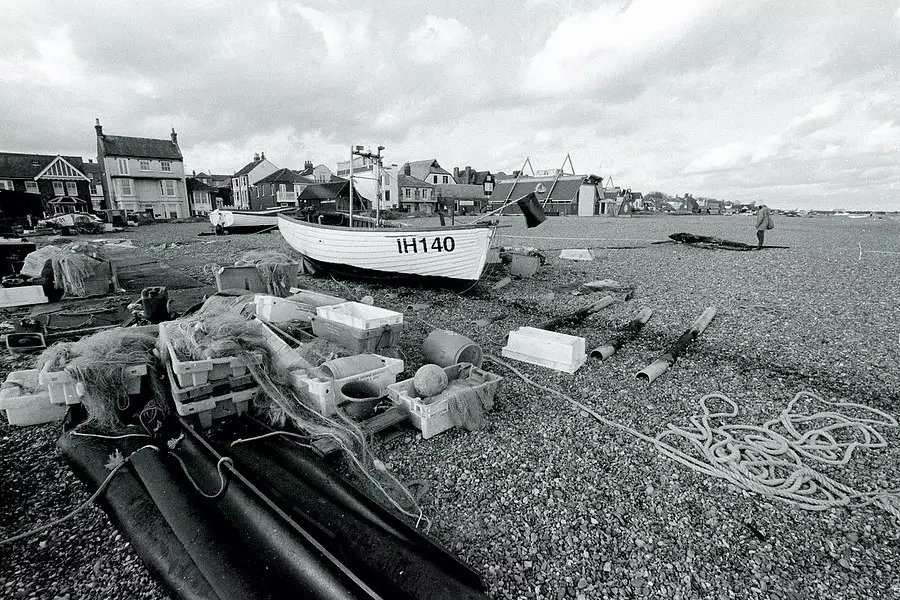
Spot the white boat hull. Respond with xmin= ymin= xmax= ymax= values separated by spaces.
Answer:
xmin=277 ymin=214 xmax=494 ymax=283
xmin=210 ymin=208 xmax=292 ymax=229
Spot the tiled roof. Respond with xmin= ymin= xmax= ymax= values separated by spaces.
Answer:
xmin=234 ymin=158 xmax=265 ymax=177
xmin=398 ymin=174 xmax=434 ymax=189
xmin=256 ymin=168 xmax=312 ymax=185
xmin=490 ymin=175 xmax=593 ymax=204
xmin=0 ymin=153 xmax=86 ymax=179
xmin=298 ymin=181 xmax=349 ymax=200
xmin=186 ymin=177 xmax=215 ymax=192
xmin=101 ymin=135 xmax=182 ymax=160
xmin=402 ymin=159 xmax=451 ymax=182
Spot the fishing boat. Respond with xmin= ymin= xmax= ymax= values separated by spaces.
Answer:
xmin=847 ymin=213 xmax=872 ymax=219
xmin=209 ymin=207 xmax=295 ymax=232
xmin=278 ymin=213 xmax=495 ymax=287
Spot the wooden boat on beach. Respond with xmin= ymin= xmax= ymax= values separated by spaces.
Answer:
xmin=278 ymin=213 xmax=495 ymax=286
xmin=210 ymin=207 xmax=295 ymax=232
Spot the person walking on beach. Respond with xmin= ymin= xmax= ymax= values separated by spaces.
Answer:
xmin=755 ymin=203 xmax=774 ymax=249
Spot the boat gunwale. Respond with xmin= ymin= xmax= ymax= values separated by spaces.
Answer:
xmin=278 ymin=213 xmax=494 ymax=235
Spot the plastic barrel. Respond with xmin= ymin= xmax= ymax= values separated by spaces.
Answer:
xmin=423 ymin=329 xmax=483 ymax=368
xmin=320 ymin=355 xmax=386 ymax=380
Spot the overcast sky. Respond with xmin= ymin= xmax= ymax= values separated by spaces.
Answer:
xmin=1 ymin=0 xmax=898 ymax=210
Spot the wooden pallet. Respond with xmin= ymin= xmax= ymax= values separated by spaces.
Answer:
xmin=312 ymin=405 xmax=409 ymax=457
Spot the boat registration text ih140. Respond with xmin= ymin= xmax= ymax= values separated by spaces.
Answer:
xmin=396 ymin=236 xmax=456 ymax=254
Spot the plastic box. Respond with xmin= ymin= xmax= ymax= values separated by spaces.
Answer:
xmin=316 ymin=302 xmax=403 ymax=330
xmin=159 ymin=321 xmax=261 ymax=387
xmin=292 ymin=355 xmax=404 ymax=417
xmin=40 ymin=364 xmax=147 ymax=405
xmin=254 ymin=295 xmax=313 ymax=323
xmin=310 ymin=316 xmax=404 ymax=353
xmin=0 ymin=369 xmax=66 ymax=426
xmin=386 ymin=363 xmax=502 ymax=439
xmin=164 ymin=358 xmax=255 ymax=403
xmin=172 ymin=387 xmax=256 ymax=429
xmin=501 ymin=327 xmax=587 ymax=374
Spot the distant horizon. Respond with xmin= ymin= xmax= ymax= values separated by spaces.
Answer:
xmin=2 ymin=1 xmax=898 ymax=212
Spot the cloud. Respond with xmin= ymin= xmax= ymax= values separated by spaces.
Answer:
xmin=407 ymin=16 xmax=472 ymax=64
xmin=525 ymin=0 xmax=719 ymax=96
xmin=684 ymin=143 xmax=751 ymax=174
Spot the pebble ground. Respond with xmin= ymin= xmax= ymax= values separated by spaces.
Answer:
xmin=1 ymin=214 xmax=898 ymax=599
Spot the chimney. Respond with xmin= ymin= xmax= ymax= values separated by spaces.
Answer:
xmin=171 ymin=127 xmax=178 ymax=144
xmin=453 ymin=167 xmax=460 ymax=181
xmin=254 ymin=152 xmax=260 ymax=161
xmin=304 ymin=160 xmax=313 ymax=170
xmin=94 ymin=118 xmax=103 ymax=138
xmin=404 ymin=164 xmax=411 ymax=176
xmin=261 ymin=151 xmax=265 ymax=160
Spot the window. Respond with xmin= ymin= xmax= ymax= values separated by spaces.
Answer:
xmin=90 ymin=184 xmax=103 ymax=196
xmin=404 ymin=188 xmax=411 ymax=199
xmin=25 ymin=181 xmax=38 ymax=193
xmin=159 ymin=180 xmax=176 ymax=196
xmin=443 ymin=176 xmax=448 ymax=184
xmin=53 ymin=181 xmax=65 ymax=196
xmin=433 ymin=175 xmax=438 ymax=183
xmin=422 ymin=189 xmax=430 ymax=199
xmin=0 ymin=180 xmax=13 ymax=190
xmin=120 ymin=179 xmax=133 ymax=196
xmin=66 ymin=181 xmax=78 ymax=195
xmin=140 ymin=160 xmax=151 ymax=171
xmin=117 ymin=158 xmax=129 ymax=175
xmin=161 ymin=161 xmax=171 ymax=173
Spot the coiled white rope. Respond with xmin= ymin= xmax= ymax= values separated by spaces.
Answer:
xmin=487 ymin=354 xmax=900 ymax=518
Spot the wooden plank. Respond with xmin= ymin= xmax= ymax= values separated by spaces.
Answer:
xmin=0 ymin=285 xmax=48 ymax=308
xmin=361 ymin=405 xmax=408 ymax=435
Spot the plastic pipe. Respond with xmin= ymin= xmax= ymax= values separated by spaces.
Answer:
xmin=590 ymin=308 xmax=654 ymax=360
xmin=636 ymin=307 xmax=716 ymax=383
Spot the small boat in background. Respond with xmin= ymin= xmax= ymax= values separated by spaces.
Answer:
xmin=210 ymin=207 xmax=295 ymax=232
xmin=278 ymin=213 xmax=495 ymax=287
xmin=847 ymin=213 xmax=872 ymax=219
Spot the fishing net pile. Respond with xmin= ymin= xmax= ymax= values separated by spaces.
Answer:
xmin=36 ymin=328 xmax=166 ymax=428
xmin=164 ymin=309 xmax=427 ymax=527
xmin=21 ymin=243 xmax=109 ymax=297
xmin=234 ymin=251 xmax=299 ymax=297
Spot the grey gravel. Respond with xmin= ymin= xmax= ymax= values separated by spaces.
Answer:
xmin=2 ymin=214 xmax=899 ymax=599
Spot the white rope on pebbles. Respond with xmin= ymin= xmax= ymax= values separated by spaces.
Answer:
xmin=487 ymin=354 xmax=900 ymax=518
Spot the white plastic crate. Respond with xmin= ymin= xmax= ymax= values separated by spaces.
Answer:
xmin=316 ymin=302 xmax=403 ymax=330
xmin=254 ymin=295 xmax=313 ymax=323
xmin=40 ymin=364 xmax=147 ymax=405
xmin=291 ymin=355 xmax=404 ymax=417
xmin=0 ymin=369 xmax=66 ymax=426
xmin=172 ymin=386 xmax=257 ymax=428
xmin=501 ymin=327 xmax=586 ymax=374
xmin=386 ymin=363 xmax=502 ymax=439
xmin=160 ymin=321 xmax=261 ymax=387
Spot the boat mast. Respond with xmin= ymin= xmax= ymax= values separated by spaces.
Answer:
xmin=349 ymin=146 xmax=354 ymax=228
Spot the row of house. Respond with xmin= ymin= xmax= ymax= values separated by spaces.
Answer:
xmin=4 ymin=118 xmax=682 ymax=223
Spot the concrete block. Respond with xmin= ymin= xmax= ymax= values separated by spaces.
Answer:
xmin=509 ymin=254 xmax=540 ymax=278
xmin=559 ymin=249 xmax=594 ymax=261
xmin=216 ymin=265 xmax=268 ymax=293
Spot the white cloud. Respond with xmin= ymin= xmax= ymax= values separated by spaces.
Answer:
xmin=407 ymin=16 xmax=472 ymax=64
xmin=525 ymin=0 xmax=718 ymax=95
xmin=684 ymin=142 xmax=750 ymax=173
xmin=289 ymin=4 xmax=368 ymax=62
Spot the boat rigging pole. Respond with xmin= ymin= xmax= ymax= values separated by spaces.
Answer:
xmin=350 ymin=145 xmax=385 ymax=226
xmin=349 ymin=146 xmax=354 ymax=228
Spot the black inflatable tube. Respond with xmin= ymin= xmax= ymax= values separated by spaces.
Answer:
xmin=227 ymin=442 xmax=489 ymax=600
xmin=175 ymin=433 xmax=371 ymax=600
xmin=129 ymin=444 xmax=269 ymax=600
xmin=57 ymin=432 xmax=220 ymax=600
xmin=236 ymin=420 xmax=486 ymax=592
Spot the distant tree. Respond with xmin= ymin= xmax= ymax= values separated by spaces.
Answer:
xmin=643 ymin=190 xmax=673 ymax=209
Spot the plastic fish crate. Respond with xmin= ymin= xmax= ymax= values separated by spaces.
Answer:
xmin=310 ymin=317 xmax=404 ymax=353
xmin=159 ymin=321 xmax=261 ymax=387
xmin=254 ymin=295 xmax=313 ymax=323
xmin=386 ymin=363 xmax=502 ymax=439
xmin=291 ymin=355 xmax=404 ymax=417
xmin=40 ymin=363 xmax=148 ymax=405
xmin=315 ymin=302 xmax=403 ymax=330
xmin=172 ymin=386 xmax=257 ymax=429
xmin=164 ymin=358 xmax=255 ymax=404
xmin=501 ymin=327 xmax=586 ymax=374
xmin=0 ymin=369 xmax=66 ymax=426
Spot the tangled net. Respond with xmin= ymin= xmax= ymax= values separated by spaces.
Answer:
xmin=49 ymin=243 xmax=105 ymax=297
xmin=37 ymin=329 xmax=166 ymax=428
xmin=235 ymin=251 xmax=298 ymax=297
xmin=164 ymin=310 xmax=427 ymax=527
